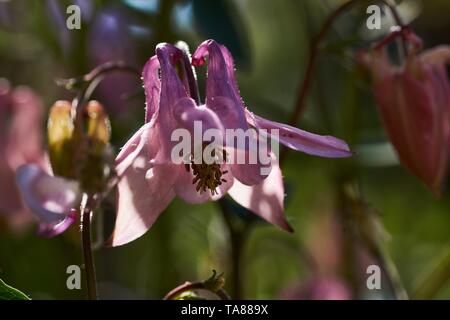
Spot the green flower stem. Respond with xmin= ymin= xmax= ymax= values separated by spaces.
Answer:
xmin=336 ymin=180 xmax=408 ymax=299
xmin=217 ymin=199 xmax=252 ymax=300
xmin=412 ymin=247 xmax=450 ymax=299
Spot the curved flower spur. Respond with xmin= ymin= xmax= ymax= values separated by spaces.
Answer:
xmin=111 ymin=40 xmax=352 ymax=246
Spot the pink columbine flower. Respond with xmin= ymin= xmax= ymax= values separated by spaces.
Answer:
xmin=110 ymin=40 xmax=351 ymax=246
xmin=362 ymin=31 xmax=450 ymax=195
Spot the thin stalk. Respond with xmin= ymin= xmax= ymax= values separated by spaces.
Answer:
xmin=70 ymin=61 xmax=141 ymax=130
xmin=217 ymin=199 xmax=250 ymax=300
xmin=80 ymin=194 xmax=98 ymax=300
xmin=412 ymin=247 xmax=450 ymax=299
xmin=373 ymin=244 xmax=409 ymax=299
xmin=338 ymin=180 xmax=408 ymax=299
xmin=57 ymin=61 xmax=141 ymax=136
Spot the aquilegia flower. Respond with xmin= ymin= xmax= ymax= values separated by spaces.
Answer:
xmin=110 ymin=40 xmax=351 ymax=246
xmin=361 ymin=31 xmax=450 ymax=195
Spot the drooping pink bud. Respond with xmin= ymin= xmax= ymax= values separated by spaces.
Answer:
xmin=362 ymin=33 xmax=450 ymax=195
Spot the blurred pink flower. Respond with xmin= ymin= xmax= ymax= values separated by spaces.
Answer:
xmin=362 ymin=32 xmax=450 ymax=195
xmin=15 ymin=164 xmax=80 ymax=237
xmin=0 ymin=80 xmax=45 ymax=230
xmin=279 ymin=214 xmax=351 ymax=300
xmin=110 ymin=40 xmax=351 ymax=246
xmin=281 ymin=277 xmax=351 ymax=300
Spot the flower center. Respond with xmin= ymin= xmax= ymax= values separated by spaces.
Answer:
xmin=185 ymin=146 xmax=228 ymax=195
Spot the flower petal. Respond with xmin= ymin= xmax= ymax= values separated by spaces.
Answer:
xmin=111 ymin=123 xmax=178 ymax=246
xmin=37 ymin=209 xmax=77 ymax=237
xmin=192 ymin=39 xmax=248 ymax=130
xmin=173 ymin=98 xmax=225 ymax=133
xmin=154 ymin=43 xmax=221 ymax=160
xmin=400 ymin=61 xmax=450 ymax=193
xmin=365 ymin=42 xmax=450 ymax=195
xmin=156 ymin=43 xmax=188 ymax=109
xmin=110 ymin=159 xmax=176 ymax=247
xmin=246 ymin=110 xmax=352 ymax=158
xmin=226 ymin=145 xmax=271 ymax=186
xmin=228 ymin=158 xmax=293 ymax=232
xmin=15 ymin=164 xmax=80 ymax=231
xmin=115 ymin=122 xmax=153 ymax=177
xmin=420 ymin=45 xmax=450 ymax=66
xmin=192 ymin=40 xmax=273 ymax=185
xmin=142 ymin=55 xmax=161 ymax=123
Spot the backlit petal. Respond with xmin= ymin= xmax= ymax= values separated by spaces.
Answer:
xmin=246 ymin=110 xmax=352 ymax=158
xmin=228 ymin=158 xmax=293 ymax=232
xmin=16 ymin=164 xmax=80 ymax=223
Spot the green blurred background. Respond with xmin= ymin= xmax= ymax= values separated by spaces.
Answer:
xmin=0 ymin=0 xmax=449 ymax=299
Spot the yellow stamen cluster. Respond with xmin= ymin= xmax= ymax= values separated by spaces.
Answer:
xmin=185 ymin=147 xmax=228 ymax=195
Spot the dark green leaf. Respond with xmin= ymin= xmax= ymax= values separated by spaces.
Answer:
xmin=0 ymin=279 xmax=31 ymax=300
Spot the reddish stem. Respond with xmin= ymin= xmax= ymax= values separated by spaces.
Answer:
xmin=164 ymin=282 xmax=231 ymax=300
xmin=81 ymin=194 xmax=98 ymax=300
xmin=288 ymin=0 xmax=405 ymax=128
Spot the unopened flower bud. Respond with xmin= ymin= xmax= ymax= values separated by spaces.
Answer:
xmin=47 ymin=100 xmax=76 ymax=178
xmin=361 ymin=33 xmax=450 ymax=195
xmin=78 ymin=100 xmax=112 ymax=194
